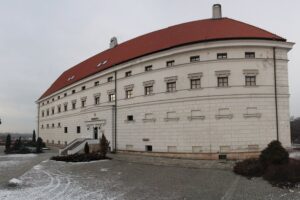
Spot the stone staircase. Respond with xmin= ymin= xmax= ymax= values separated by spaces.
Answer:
xmin=59 ymin=138 xmax=98 ymax=155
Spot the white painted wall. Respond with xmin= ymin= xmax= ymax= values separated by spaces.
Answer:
xmin=38 ymin=39 xmax=293 ymax=153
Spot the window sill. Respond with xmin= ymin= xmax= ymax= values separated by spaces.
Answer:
xmin=188 ymin=116 xmax=205 ymax=120
xmin=143 ymin=118 xmax=156 ymax=122
xmin=215 ymin=86 xmax=230 ymax=89
xmin=188 ymin=87 xmax=203 ymax=91
xmin=215 ymin=114 xmax=233 ymax=119
xmin=164 ymin=117 xmax=179 ymax=122
xmin=243 ymin=85 xmax=259 ymax=88
xmin=124 ymin=120 xmax=135 ymax=123
xmin=243 ymin=113 xmax=261 ymax=118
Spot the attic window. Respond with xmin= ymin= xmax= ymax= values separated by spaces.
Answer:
xmin=97 ymin=60 xmax=108 ymax=67
xmin=67 ymin=75 xmax=75 ymax=81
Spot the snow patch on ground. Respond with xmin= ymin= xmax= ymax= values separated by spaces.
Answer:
xmin=33 ymin=164 xmax=43 ymax=170
xmin=289 ymin=152 xmax=300 ymax=159
xmin=8 ymin=178 xmax=22 ymax=186
xmin=0 ymin=160 xmax=21 ymax=168
xmin=0 ymin=154 xmax=37 ymax=158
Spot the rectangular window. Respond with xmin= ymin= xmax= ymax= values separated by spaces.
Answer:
xmin=190 ymin=56 xmax=200 ymax=62
xmin=145 ymin=65 xmax=152 ymax=72
xmin=109 ymin=93 xmax=115 ymax=102
xmin=125 ymin=71 xmax=132 ymax=77
xmin=107 ymin=76 xmax=113 ymax=82
xmin=72 ymin=102 xmax=76 ymax=109
xmin=46 ymin=109 xmax=49 ymax=116
xmin=77 ymin=126 xmax=81 ymax=134
xmin=52 ymin=123 xmax=55 ymax=128
xmin=81 ymin=100 xmax=86 ymax=107
xmin=47 ymin=100 xmax=49 ymax=104
xmin=190 ymin=79 xmax=201 ymax=89
xmin=52 ymin=98 xmax=54 ymax=102
xmin=95 ymin=96 xmax=100 ymax=104
xmin=94 ymin=81 xmax=99 ymax=86
xmin=64 ymin=127 xmax=68 ymax=133
xmin=217 ymin=53 xmax=227 ymax=59
xmin=42 ymin=111 xmax=44 ymax=117
xmin=58 ymin=96 xmax=60 ymax=100
xmin=145 ymin=86 xmax=153 ymax=95
xmin=218 ymin=77 xmax=228 ymax=87
xmin=166 ymin=60 xmax=175 ymax=67
xmin=64 ymin=104 xmax=68 ymax=112
xmin=167 ymin=82 xmax=176 ymax=92
xmin=81 ymin=86 xmax=86 ymax=90
xmin=72 ymin=89 xmax=76 ymax=94
xmin=57 ymin=105 xmax=61 ymax=113
xmin=245 ymin=76 xmax=256 ymax=86
xmin=125 ymin=90 xmax=133 ymax=99
xmin=146 ymin=145 xmax=153 ymax=152
xmin=58 ymin=122 xmax=61 ymax=128
xmin=245 ymin=52 xmax=255 ymax=58
xmin=64 ymin=93 xmax=67 ymax=97
xmin=127 ymin=115 xmax=134 ymax=121
xmin=51 ymin=108 xmax=55 ymax=115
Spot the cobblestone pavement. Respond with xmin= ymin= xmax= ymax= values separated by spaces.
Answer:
xmin=1 ymin=150 xmax=300 ymax=200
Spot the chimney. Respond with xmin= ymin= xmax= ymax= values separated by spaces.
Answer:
xmin=212 ymin=4 xmax=222 ymax=19
xmin=109 ymin=37 xmax=118 ymax=48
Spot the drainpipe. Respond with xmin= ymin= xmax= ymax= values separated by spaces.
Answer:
xmin=114 ymin=70 xmax=117 ymax=152
xmin=273 ymin=47 xmax=279 ymax=141
xmin=37 ymin=103 xmax=40 ymax=139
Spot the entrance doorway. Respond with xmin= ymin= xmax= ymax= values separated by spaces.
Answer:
xmin=93 ymin=127 xmax=98 ymax=139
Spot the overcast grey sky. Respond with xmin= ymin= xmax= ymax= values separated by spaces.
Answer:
xmin=0 ymin=0 xmax=299 ymax=133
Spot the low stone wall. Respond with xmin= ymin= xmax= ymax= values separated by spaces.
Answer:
xmin=117 ymin=150 xmax=260 ymax=160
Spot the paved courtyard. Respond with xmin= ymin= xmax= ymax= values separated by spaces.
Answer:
xmin=0 ymin=147 xmax=300 ymax=200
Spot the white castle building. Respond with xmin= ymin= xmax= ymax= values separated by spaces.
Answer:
xmin=37 ymin=5 xmax=294 ymax=159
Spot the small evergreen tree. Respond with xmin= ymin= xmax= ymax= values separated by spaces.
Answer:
xmin=84 ymin=142 xmax=89 ymax=154
xmin=259 ymin=140 xmax=289 ymax=169
xmin=36 ymin=137 xmax=43 ymax=153
xmin=13 ymin=137 xmax=22 ymax=151
xmin=32 ymin=130 xmax=36 ymax=144
xmin=5 ymin=134 xmax=11 ymax=153
xmin=99 ymin=133 xmax=110 ymax=157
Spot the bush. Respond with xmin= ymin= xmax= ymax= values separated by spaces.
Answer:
xmin=263 ymin=159 xmax=300 ymax=188
xmin=84 ymin=142 xmax=89 ymax=154
xmin=36 ymin=137 xmax=43 ymax=153
xmin=234 ymin=158 xmax=264 ymax=178
xmin=259 ymin=140 xmax=289 ymax=169
xmin=4 ymin=134 xmax=11 ymax=153
xmin=51 ymin=153 xmax=108 ymax=162
xmin=99 ymin=133 xmax=110 ymax=157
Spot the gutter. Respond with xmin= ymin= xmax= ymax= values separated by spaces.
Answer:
xmin=114 ymin=71 xmax=117 ymax=152
xmin=273 ymin=47 xmax=279 ymax=141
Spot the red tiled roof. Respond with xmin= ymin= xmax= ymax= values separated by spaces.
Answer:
xmin=39 ymin=17 xmax=285 ymax=100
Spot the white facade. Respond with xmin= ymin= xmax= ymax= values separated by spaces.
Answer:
xmin=37 ymin=39 xmax=293 ymax=156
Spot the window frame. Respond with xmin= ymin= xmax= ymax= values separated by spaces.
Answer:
xmin=125 ymin=89 xmax=133 ymax=99
xmin=217 ymin=53 xmax=227 ymax=59
xmin=245 ymin=52 xmax=255 ymax=59
xmin=190 ymin=78 xmax=201 ymax=89
xmin=145 ymin=65 xmax=152 ymax=72
xmin=190 ymin=55 xmax=200 ymax=62
xmin=217 ymin=77 xmax=229 ymax=87
xmin=166 ymin=60 xmax=175 ymax=67
xmin=166 ymin=82 xmax=176 ymax=92
xmin=125 ymin=71 xmax=132 ymax=77
xmin=245 ymin=75 xmax=256 ymax=86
